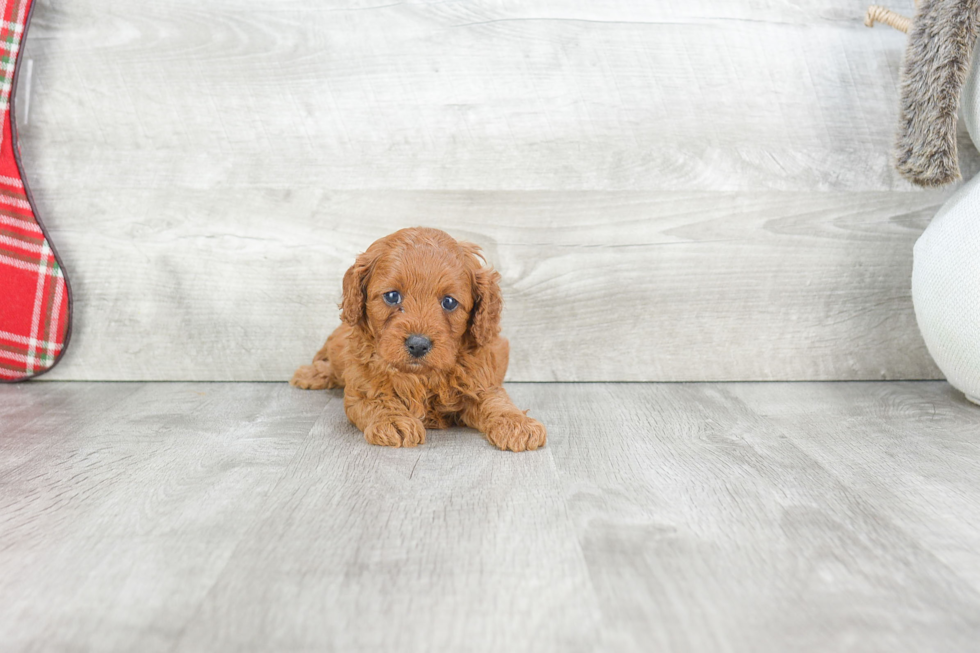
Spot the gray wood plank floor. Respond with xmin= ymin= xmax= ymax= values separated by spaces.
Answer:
xmin=1 ymin=381 xmax=979 ymax=652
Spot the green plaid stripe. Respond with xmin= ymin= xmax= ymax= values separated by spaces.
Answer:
xmin=37 ymin=243 xmax=59 ymax=368
xmin=0 ymin=359 xmax=32 ymax=373
xmin=0 ymin=225 xmax=43 ymax=244
xmin=0 ymin=205 xmax=34 ymax=222
xmin=0 ymin=328 xmax=62 ymax=350
xmin=0 ymin=340 xmax=53 ymax=366
xmin=0 ymin=186 xmax=28 ymax=202
xmin=0 ymin=0 xmax=25 ymax=114
xmin=0 ymin=245 xmax=63 ymax=274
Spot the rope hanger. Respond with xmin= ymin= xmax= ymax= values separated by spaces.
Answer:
xmin=865 ymin=0 xmax=919 ymax=33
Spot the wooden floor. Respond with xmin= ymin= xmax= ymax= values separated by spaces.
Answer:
xmin=2 ymin=381 xmax=979 ymax=652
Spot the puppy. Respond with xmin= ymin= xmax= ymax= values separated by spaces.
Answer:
xmin=291 ymin=227 xmax=546 ymax=452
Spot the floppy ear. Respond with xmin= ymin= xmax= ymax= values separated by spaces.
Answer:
xmin=471 ymin=267 xmax=502 ymax=346
xmin=340 ymin=249 xmax=377 ymax=327
xmin=462 ymin=242 xmax=503 ymax=347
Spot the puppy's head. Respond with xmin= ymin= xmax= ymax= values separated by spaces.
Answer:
xmin=341 ymin=227 xmax=502 ymax=373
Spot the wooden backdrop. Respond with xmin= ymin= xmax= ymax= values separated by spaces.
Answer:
xmin=19 ymin=0 xmax=967 ymax=382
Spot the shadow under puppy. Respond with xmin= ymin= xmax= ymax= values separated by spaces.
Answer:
xmin=291 ymin=227 xmax=546 ymax=452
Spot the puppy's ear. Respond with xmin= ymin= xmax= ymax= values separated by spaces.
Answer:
xmin=471 ymin=267 xmax=503 ymax=346
xmin=340 ymin=249 xmax=377 ymax=327
xmin=461 ymin=242 xmax=503 ymax=347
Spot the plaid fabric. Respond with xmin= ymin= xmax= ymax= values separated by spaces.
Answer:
xmin=0 ymin=0 xmax=70 ymax=381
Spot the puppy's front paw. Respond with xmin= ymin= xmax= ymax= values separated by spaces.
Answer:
xmin=486 ymin=415 xmax=547 ymax=452
xmin=290 ymin=361 xmax=334 ymax=390
xmin=364 ymin=414 xmax=427 ymax=448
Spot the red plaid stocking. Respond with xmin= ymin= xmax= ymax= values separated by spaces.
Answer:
xmin=0 ymin=0 xmax=71 ymax=382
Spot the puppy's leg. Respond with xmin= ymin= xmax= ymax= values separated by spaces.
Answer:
xmin=290 ymin=360 xmax=337 ymax=389
xmin=461 ymin=388 xmax=546 ymax=452
xmin=344 ymin=391 xmax=426 ymax=448
xmin=291 ymin=335 xmax=344 ymax=389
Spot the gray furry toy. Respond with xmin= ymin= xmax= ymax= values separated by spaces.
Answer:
xmin=894 ymin=0 xmax=980 ymax=186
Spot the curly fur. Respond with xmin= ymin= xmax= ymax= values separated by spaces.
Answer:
xmin=895 ymin=0 xmax=980 ymax=187
xmin=291 ymin=227 xmax=546 ymax=452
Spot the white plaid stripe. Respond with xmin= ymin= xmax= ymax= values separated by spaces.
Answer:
xmin=25 ymin=241 xmax=49 ymax=372
xmin=13 ymin=1 xmax=25 ymax=36
xmin=0 ymin=251 xmax=62 ymax=277
xmin=0 ymin=213 xmax=40 ymax=232
xmin=0 ymin=350 xmax=52 ymax=371
xmin=0 ymin=174 xmax=24 ymax=188
xmin=0 ymin=328 xmax=62 ymax=350
xmin=0 ymin=0 xmax=8 ymax=150
xmin=0 ymin=193 xmax=31 ymax=210
xmin=44 ymin=262 xmax=64 ymax=364
xmin=0 ymin=0 xmax=25 ymax=151
xmin=0 ymin=232 xmax=42 ymax=253
xmin=0 ymin=347 xmax=31 ymax=364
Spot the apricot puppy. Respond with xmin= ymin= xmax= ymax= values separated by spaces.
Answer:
xmin=291 ymin=227 xmax=546 ymax=452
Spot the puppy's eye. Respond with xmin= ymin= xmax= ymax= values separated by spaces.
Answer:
xmin=383 ymin=291 xmax=402 ymax=306
xmin=441 ymin=296 xmax=459 ymax=311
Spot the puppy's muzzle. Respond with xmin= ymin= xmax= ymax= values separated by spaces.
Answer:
xmin=405 ymin=334 xmax=432 ymax=359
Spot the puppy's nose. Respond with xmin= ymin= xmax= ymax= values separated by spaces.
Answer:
xmin=405 ymin=334 xmax=432 ymax=359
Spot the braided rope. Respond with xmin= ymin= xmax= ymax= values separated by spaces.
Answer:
xmin=865 ymin=5 xmax=912 ymax=33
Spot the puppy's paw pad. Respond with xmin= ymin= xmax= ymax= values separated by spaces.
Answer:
xmin=487 ymin=416 xmax=547 ymax=452
xmin=365 ymin=416 xmax=427 ymax=448
xmin=290 ymin=362 xmax=332 ymax=390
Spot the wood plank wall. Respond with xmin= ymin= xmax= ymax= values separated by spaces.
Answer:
xmin=19 ymin=0 xmax=967 ymax=381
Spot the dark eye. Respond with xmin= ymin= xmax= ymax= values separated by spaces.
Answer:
xmin=441 ymin=296 xmax=459 ymax=311
xmin=383 ymin=291 xmax=402 ymax=306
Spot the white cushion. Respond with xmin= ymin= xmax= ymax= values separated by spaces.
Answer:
xmin=913 ymin=174 xmax=980 ymax=404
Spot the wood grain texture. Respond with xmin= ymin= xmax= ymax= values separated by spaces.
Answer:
xmin=173 ymin=390 xmax=600 ymax=653
xmin=2 ymin=381 xmax=980 ymax=652
xmin=14 ymin=0 xmax=967 ymax=381
xmin=731 ymin=382 xmax=980 ymax=594
xmin=0 ymin=383 xmax=327 ymax=653
xmin=18 ymin=0 xmax=959 ymax=192
xmin=36 ymin=189 xmax=946 ymax=381
xmin=533 ymin=382 xmax=980 ymax=652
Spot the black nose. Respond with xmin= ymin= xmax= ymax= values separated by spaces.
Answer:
xmin=405 ymin=334 xmax=432 ymax=359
